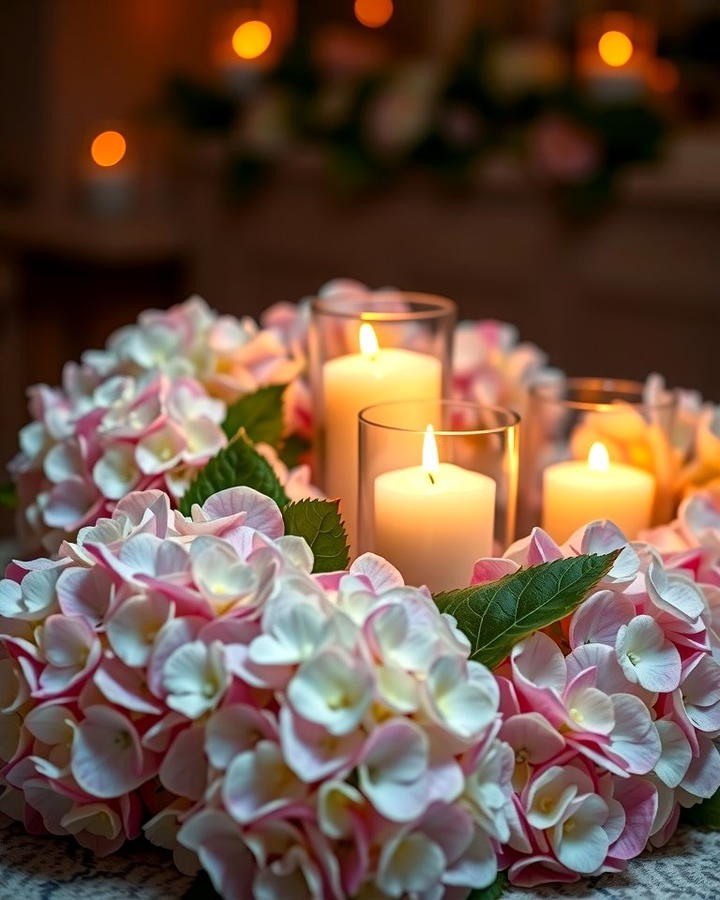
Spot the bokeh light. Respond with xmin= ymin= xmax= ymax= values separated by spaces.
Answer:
xmin=90 ymin=130 xmax=127 ymax=167
xmin=354 ymin=0 xmax=394 ymax=29
xmin=232 ymin=20 xmax=273 ymax=60
xmin=597 ymin=30 xmax=634 ymax=67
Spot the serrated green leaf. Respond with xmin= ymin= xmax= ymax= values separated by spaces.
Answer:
xmin=179 ymin=432 xmax=288 ymax=516
xmin=222 ymin=384 xmax=287 ymax=446
xmin=469 ymin=872 xmax=508 ymax=900
xmin=0 ymin=482 xmax=17 ymax=510
xmin=681 ymin=788 xmax=720 ymax=829
xmin=434 ymin=552 xmax=618 ymax=669
xmin=282 ymin=498 xmax=349 ymax=574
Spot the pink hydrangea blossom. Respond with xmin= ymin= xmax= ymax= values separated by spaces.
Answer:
xmin=453 ymin=321 xmax=561 ymax=419
xmin=10 ymin=297 xmax=310 ymax=553
xmin=474 ymin=517 xmax=720 ymax=885
xmin=0 ymin=486 xmax=509 ymax=898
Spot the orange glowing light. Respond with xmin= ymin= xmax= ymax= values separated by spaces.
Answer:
xmin=90 ymin=131 xmax=127 ymax=168
xmin=354 ymin=0 xmax=394 ymax=29
xmin=232 ymin=19 xmax=272 ymax=59
xmin=598 ymin=30 xmax=634 ymax=67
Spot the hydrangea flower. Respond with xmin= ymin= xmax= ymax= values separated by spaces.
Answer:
xmin=0 ymin=486 xmax=509 ymax=897
xmin=452 ymin=321 xmax=560 ymax=419
xmin=474 ymin=517 xmax=720 ymax=885
xmin=10 ymin=297 xmax=309 ymax=553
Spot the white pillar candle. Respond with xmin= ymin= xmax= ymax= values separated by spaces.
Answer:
xmin=542 ymin=441 xmax=655 ymax=543
xmin=373 ymin=425 xmax=496 ymax=593
xmin=323 ymin=324 xmax=442 ymax=551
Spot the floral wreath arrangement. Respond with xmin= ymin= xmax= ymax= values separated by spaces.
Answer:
xmin=1 ymin=285 xmax=720 ymax=899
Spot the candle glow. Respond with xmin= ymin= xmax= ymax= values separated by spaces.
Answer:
xmin=588 ymin=440 xmax=610 ymax=471
xmin=359 ymin=322 xmax=380 ymax=359
xmin=90 ymin=131 xmax=127 ymax=168
xmin=423 ymin=424 xmax=439 ymax=483
xmin=373 ymin=426 xmax=496 ymax=592
xmin=354 ymin=0 xmax=394 ymax=29
xmin=542 ymin=437 xmax=654 ymax=542
xmin=598 ymin=30 xmax=634 ymax=67
xmin=232 ymin=20 xmax=272 ymax=60
xmin=322 ymin=322 xmax=442 ymax=551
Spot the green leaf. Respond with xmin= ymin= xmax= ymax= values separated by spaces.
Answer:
xmin=277 ymin=433 xmax=311 ymax=469
xmin=179 ymin=432 xmax=288 ymax=516
xmin=682 ymin=788 xmax=720 ymax=829
xmin=0 ymin=482 xmax=17 ymax=510
xmin=434 ymin=552 xmax=618 ymax=669
xmin=469 ymin=872 xmax=508 ymax=900
xmin=222 ymin=384 xmax=287 ymax=446
xmin=282 ymin=499 xmax=349 ymax=574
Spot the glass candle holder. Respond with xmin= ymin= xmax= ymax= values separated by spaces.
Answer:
xmin=518 ymin=377 xmax=677 ymax=543
xmin=358 ymin=400 xmax=519 ymax=593
xmin=310 ymin=291 xmax=456 ymax=552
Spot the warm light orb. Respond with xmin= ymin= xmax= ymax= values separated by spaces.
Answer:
xmin=354 ymin=0 xmax=394 ymax=29
xmin=90 ymin=130 xmax=127 ymax=168
xmin=588 ymin=441 xmax=610 ymax=472
xmin=598 ymin=30 xmax=634 ymax=67
xmin=232 ymin=19 xmax=272 ymax=60
xmin=423 ymin=424 xmax=440 ymax=481
xmin=359 ymin=322 xmax=380 ymax=358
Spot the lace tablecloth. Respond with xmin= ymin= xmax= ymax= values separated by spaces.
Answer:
xmin=0 ymin=824 xmax=718 ymax=899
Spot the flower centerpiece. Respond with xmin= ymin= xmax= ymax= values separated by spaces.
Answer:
xmin=2 ymin=283 xmax=720 ymax=898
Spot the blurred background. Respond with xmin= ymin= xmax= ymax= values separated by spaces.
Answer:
xmin=0 ymin=0 xmax=718 ymax=475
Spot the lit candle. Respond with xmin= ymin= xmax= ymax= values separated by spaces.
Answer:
xmin=577 ymin=15 xmax=654 ymax=103
xmin=218 ymin=18 xmax=274 ymax=95
xmin=373 ymin=425 xmax=496 ymax=592
xmin=542 ymin=441 xmax=655 ymax=543
xmin=82 ymin=130 xmax=135 ymax=218
xmin=323 ymin=324 xmax=442 ymax=551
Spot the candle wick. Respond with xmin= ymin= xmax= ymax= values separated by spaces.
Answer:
xmin=428 ymin=472 xmax=435 ymax=485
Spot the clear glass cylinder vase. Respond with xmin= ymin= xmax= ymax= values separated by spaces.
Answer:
xmin=358 ymin=399 xmax=520 ymax=593
xmin=518 ymin=377 xmax=677 ymax=543
xmin=309 ymin=291 xmax=456 ymax=552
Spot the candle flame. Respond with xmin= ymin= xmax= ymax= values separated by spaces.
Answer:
xmin=354 ymin=0 xmax=394 ymax=29
xmin=598 ymin=30 xmax=634 ymax=67
xmin=588 ymin=441 xmax=610 ymax=472
xmin=90 ymin=130 xmax=126 ymax=168
xmin=232 ymin=20 xmax=272 ymax=60
xmin=423 ymin=424 xmax=440 ymax=484
xmin=359 ymin=323 xmax=380 ymax=359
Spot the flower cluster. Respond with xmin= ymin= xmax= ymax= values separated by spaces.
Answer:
xmin=473 ymin=518 xmax=720 ymax=886
xmin=452 ymin=320 xmax=560 ymax=418
xmin=10 ymin=297 xmax=307 ymax=554
xmin=0 ymin=487 xmax=509 ymax=898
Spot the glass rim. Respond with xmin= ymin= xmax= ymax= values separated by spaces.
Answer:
xmin=359 ymin=399 xmax=521 ymax=436
xmin=310 ymin=291 xmax=457 ymax=322
xmin=528 ymin=376 xmax=676 ymax=413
